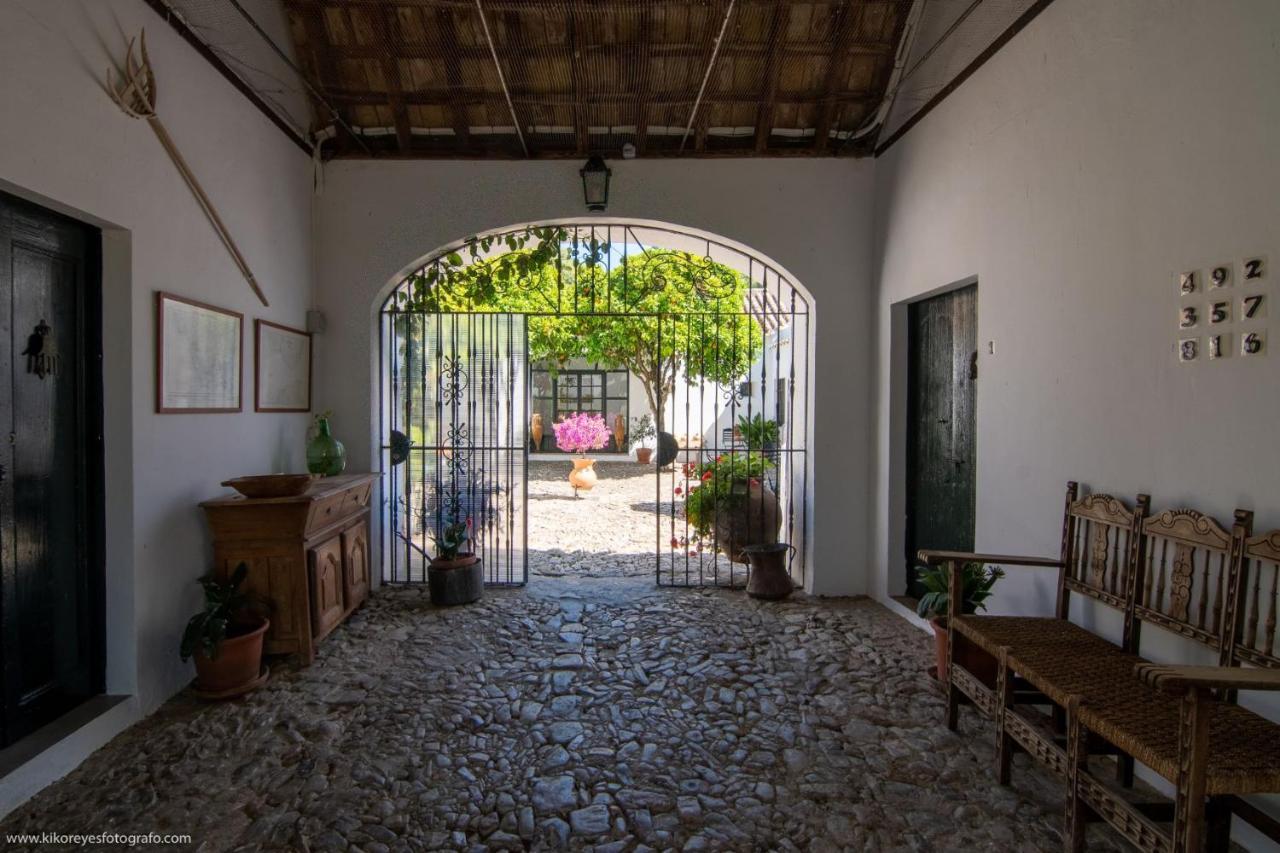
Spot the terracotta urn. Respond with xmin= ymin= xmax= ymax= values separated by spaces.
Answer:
xmin=531 ymin=413 xmax=544 ymax=452
xmin=568 ymin=457 xmax=598 ymax=494
xmin=613 ymin=413 xmax=626 ymax=452
xmin=715 ymin=480 xmax=781 ymax=563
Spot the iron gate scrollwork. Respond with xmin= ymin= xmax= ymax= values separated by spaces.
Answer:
xmin=379 ymin=223 xmax=810 ymax=590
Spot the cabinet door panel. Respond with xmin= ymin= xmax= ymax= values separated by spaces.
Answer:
xmin=342 ymin=520 xmax=369 ymax=610
xmin=309 ymin=539 xmax=345 ymax=641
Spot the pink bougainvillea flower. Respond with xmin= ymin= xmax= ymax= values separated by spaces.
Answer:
xmin=552 ymin=412 xmax=611 ymax=455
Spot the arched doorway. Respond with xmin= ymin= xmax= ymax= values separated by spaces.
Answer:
xmin=377 ymin=220 xmax=813 ymax=589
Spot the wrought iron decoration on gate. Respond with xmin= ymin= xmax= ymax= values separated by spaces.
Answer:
xmin=380 ymin=223 xmax=810 ymax=589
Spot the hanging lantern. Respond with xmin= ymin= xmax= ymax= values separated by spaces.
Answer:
xmin=579 ymin=154 xmax=611 ymax=212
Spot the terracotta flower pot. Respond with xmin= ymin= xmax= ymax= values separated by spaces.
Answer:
xmin=193 ymin=618 xmax=268 ymax=696
xmin=428 ymin=554 xmax=484 ymax=606
xmin=568 ymin=458 xmax=598 ymax=493
xmin=715 ymin=480 xmax=781 ymax=563
xmin=635 ymin=447 xmax=653 ymax=465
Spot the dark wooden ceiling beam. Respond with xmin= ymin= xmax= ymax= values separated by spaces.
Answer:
xmin=813 ymin=1 xmax=863 ymax=153
xmin=567 ymin=9 xmax=588 ymax=154
xmin=753 ymin=1 xmax=789 ymax=153
xmin=437 ymin=7 xmax=472 ymax=150
xmin=633 ymin=4 xmax=653 ymax=155
xmin=371 ymin=6 xmax=412 ymax=151
xmin=326 ymin=87 xmax=876 ymax=108
xmin=325 ymin=41 xmax=895 ymax=61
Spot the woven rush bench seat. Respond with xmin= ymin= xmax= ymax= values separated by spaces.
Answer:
xmin=953 ymin=614 xmax=1122 ymax=660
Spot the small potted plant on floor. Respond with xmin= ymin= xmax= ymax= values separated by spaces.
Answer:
xmin=428 ymin=512 xmax=483 ymax=606
xmin=180 ymin=562 xmax=270 ymax=699
xmin=553 ymin=411 xmax=611 ymax=495
xmin=915 ymin=561 xmax=1004 ymax=682
xmin=629 ymin=413 xmax=657 ymax=464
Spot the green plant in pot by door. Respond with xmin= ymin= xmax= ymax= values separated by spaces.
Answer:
xmin=307 ymin=411 xmax=346 ymax=476
xmin=180 ymin=562 xmax=270 ymax=699
xmin=428 ymin=513 xmax=483 ymax=606
xmin=915 ymin=561 xmax=1004 ymax=682
xmin=681 ymin=453 xmax=780 ymax=563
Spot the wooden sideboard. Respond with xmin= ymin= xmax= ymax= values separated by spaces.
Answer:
xmin=201 ymin=473 xmax=376 ymax=664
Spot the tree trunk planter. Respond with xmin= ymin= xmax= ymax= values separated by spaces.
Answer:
xmin=568 ymin=458 xmax=598 ymax=494
xmin=191 ymin=619 xmax=269 ymax=699
xmin=429 ymin=555 xmax=484 ymax=606
xmin=716 ymin=480 xmax=781 ymax=563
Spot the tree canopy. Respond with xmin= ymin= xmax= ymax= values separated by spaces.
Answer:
xmin=391 ymin=235 xmax=763 ymax=425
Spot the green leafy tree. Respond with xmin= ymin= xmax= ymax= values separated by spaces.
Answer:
xmin=397 ymin=238 xmax=761 ymax=427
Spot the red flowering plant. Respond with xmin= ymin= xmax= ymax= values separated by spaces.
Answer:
xmin=552 ymin=412 xmax=611 ymax=456
xmin=679 ymin=453 xmax=774 ymax=540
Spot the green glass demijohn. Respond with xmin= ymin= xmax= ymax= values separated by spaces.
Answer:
xmin=307 ymin=416 xmax=346 ymax=477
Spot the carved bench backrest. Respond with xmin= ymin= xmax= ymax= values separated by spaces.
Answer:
xmin=1228 ymin=530 xmax=1280 ymax=670
xmin=1056 ymin=482 xmax=1150 ymax=651
xmin=1134 ymin=508 xmax=1252 ymax=653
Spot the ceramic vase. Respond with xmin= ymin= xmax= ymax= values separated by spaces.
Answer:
xmin=307 ymin=417 xmax=347 ymax=476
xmin=568 ymin=458 xmax=598 ymax=494
xmin=531 ymin=413 xmax=544 ymax=452
xmin=613 ymin=414 xmax=626 ymax=452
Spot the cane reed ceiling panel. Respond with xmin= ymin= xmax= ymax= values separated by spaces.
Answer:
xmin=281 ymin=0 xmax=914 ymax=158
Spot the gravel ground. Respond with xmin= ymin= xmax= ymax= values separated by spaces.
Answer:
xmin=0 ymin=460 xmax=1131 ymax=851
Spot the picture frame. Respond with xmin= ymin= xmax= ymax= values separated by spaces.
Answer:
xmin=155 ymin=292 xmax=243 ymax=413
xmin=254 ymin=319 xmax=312 ymax=412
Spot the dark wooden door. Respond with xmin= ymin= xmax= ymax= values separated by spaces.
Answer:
xmin=905 ymin=284 xmax=977 ymax=598
xmin=0 ymin=194 xmax=104 ymax=747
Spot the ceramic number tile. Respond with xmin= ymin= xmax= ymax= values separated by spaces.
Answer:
xmin=1241 ymin=292 xmax=1266 ymax=322
xmin=1178 ymin=337 xmax=1200 ymax=363
xmin=1240 ymin=330 xmax=1266 ymax=357
xmin=1179 ymin=270 xmax=1198 ymax=296
xmin=1208 ymin=299 xmax=1230 ymax=325
xmin=1207 ymin=333 xmax=1230 ymax=360
xmin=1209 ymin=264 xmax=1232 ymax=289
xmin=1178 ymin=304 xmax=1199 ymax=330
xmin=1242 ymin=255 xmax=1268 ymax=284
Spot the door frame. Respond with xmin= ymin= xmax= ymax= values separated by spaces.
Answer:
xmin=886 ymin=276 xmax=978 ymax=602
xmin=0 ymin=191 xmax=106 ymax=747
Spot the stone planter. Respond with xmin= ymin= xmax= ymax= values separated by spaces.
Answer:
xmin=715 ymin=480 xmax=781 ymax=563
xmin=568 ymin=458 xmax=598 ymax=494
xmin=428 ymin=555 xmax=484 ymax=606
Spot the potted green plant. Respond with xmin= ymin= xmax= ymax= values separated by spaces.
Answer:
xmin=680 ymin=453 xmax=780 ymax=563
xmin=428 ymin=512 xmax=483 ymax=606
xmin=180 ymin=562 xmax=270 ymax=698
xmin=915 ymin=561 xmax=1004 ymax=681
xmin=629 ymin=413 xmax=657 ymax=464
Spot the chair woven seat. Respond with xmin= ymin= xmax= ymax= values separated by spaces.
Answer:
xmin=1074 ymin=679 xmax=1280 ymax=796
xmin=953 ymin=615 xmax=1120 ymax=659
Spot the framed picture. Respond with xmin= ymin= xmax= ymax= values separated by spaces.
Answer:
xmin=156 ymin=292 xmax=243 ymax=413
xmin=254 ymin=320 xmax=312 ymax=412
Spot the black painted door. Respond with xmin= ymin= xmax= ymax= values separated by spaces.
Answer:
xmin=905 ymin=285 xmax=977 ymax=598
xmin=0 ymin=194 xmax=103 ymax=747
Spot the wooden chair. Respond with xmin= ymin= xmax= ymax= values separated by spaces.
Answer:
xmin=1067 ymin=518 xmax=1280 ymax=853
xmin=920 ymin=482 xmax=1150 ymax=784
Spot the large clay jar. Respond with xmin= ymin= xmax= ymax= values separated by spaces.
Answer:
xmin=715 ymin=480 xmax=781 ymax=563
xmin=568 ymin=458 xmax=598 ymax=494
xmin=531 ymin=413 xmax=544 ymax=451
xmin=613 ymin=413 xmax=626 ymax=452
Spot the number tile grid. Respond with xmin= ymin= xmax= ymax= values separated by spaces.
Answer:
xmin=1177 ymin=255 xmax=1268 ymax=363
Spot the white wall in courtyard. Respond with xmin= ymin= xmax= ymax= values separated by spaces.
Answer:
xmin=314 ymin=159 xmax=874 ymax=596
xmin=0 ymin=0 xmax=313 ymax=815
xmin=870 ymin=0 xmax=1280 ymax=841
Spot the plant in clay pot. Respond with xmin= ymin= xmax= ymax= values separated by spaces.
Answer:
xmin=915 ymin=561 xmax=1005 ymax=682
xmin=629 ymin=413 xmax=657 ymax=464
xmin=180 ymin=562 xmax=270 ymax=698
xmin=680 ymin=453 xmax=780 ymax=563
xmin=428 ymin=510 xmax=483 ymax=606
xmin=553 ymin=411 xmax=611 ymax=495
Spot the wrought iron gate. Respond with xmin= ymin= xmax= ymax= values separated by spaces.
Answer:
xmin=379 ymin=223 xmax=809 ymax=589
xmin=380 ymin=312 xmax=527 ymax=584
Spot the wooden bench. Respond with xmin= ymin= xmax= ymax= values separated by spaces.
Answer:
xmin=920 ymin=482 xmax=1280 ymax=852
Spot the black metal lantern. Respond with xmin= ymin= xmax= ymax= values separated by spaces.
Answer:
xmin=579 ymin=154 xmax=611 ymax=212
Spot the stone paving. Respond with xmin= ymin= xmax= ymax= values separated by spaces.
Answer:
xmin=0 ymin=461 xmax=1130 ymax=851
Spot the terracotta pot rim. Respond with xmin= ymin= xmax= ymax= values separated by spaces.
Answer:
xmin=220 ymin=617 xmax=270 ymax=646
xmin=430 ymin=554 xmax=481 ymax=570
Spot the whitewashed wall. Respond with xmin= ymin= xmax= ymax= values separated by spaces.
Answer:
xmin=870 ymin=0 xmax=1280 ymax=843
xmin=0 ymin=0 xmax=313 ymax=815
xmin=314 ymin=159 xmax=874 ymax=596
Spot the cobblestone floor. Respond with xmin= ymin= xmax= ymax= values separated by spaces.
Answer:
xmin=0 ymin=461 xmax=1128 ymax=851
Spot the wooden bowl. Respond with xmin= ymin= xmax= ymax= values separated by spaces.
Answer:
xmin=221 ymin=474 xmax=313 ymax=499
